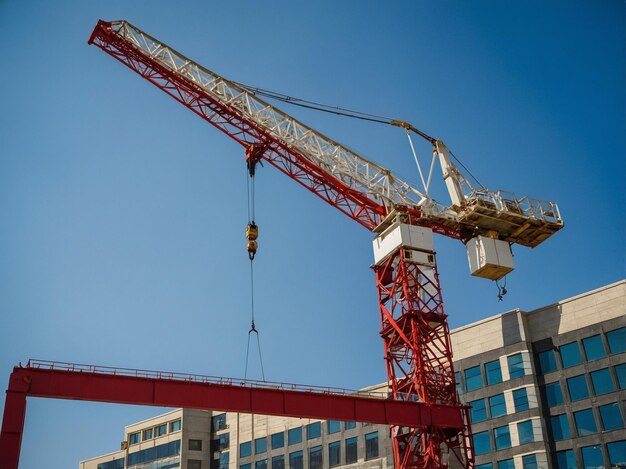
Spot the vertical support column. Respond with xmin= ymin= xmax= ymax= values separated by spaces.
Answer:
xmin=0 ymin=370 xmax=28 ymax=469
xmin=373 ymin=222 xmax=473 ymax=468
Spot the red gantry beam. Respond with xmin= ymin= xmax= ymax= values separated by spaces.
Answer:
xmin=0 ymin=360 xmax=466 ymax=469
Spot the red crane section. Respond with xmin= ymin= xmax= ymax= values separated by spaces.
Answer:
xmin=0 ymin=361 xmax=467 ymax=469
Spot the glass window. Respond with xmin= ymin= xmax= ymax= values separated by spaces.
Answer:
xmin=599 ymin=402 xmax=624 ymax=431
xmin=607 ymin=327 xmax=626 ymax=354
xmin=143 ymin=428 xmax=153 ymax=441
xmin=219 ymin=453 xmax=230 ymax=469
xmin=545 ymin=381 xmax=564 ymax=407
xmin=127 ymin=440 xmax=181 ymax=465
xmin=255 ymin=437 xmax=267 ymax=454
xmin=188 ymin=460 xmax=201 ymax=469
xmin=582 ymin=335 xmax=606 ymax=361
xmin=574 ymin=408 xmax=598 ymax=436
xmin=559 ymin=341 xmax=582 ymax=368
xmin=512 ymin=388 xmax=529 ymax=412
xmin=555 ymin=449 xmax=576 ymax=469
xmin=489 ymin=393 xmax=507 ymax=418
xmin=617 ymin=363 xmax=626 ymax=389
xmin=255 ymin=461 xmax=267 ymax=469
xmin=550 ymin=414 xmax=571 ymax=440
xmin=455 ymin=371 xmax=463 ymax=395
xmin=289 ymin=451 xmax=303 ymax=469
xmin=476 ymin=465 xmax=493 ymax=469
xmin=473 ymin=431 xmax=491 ymax=456
xmin=309 ymin=445 xmax=322 ymax=469
xmin=240 ymin=441 xmax=252 ymax=458
xmin=590 ymin=368 xmax=615 ymax=395
xmin=566 ymin=374 xmax=589 ymax=401
xmin=155 ymin=423 xmax=167 ymax=437
xmin=307 ymin=422 xmax=321 ymax=440
xmin=465 ymin=365 xmax=483 ymax=391
xmin=522 ymin=454 xmax=537 ymax=469
xmin=497 ymin=459 xmax=514 ymax=469
xmin=345 ymin=437 xmax=358 ymax=464
xmin=170 ymin=420 xmax=181 ymax=432
xmin=485 ymin=359 xmax=503 ymax=385
xmin=494 ymin=425 xmax=511 ymax=450
xmin=327 ymin=420 xmax=340 ymax=434
xmin=344 ymin=421 xmax=356 ymax=430
xmin=581 ymin=445 xmax=603 ymax=469
xmin=240 ymin=465 xmax=251 ymax=469
xmin=271 ymin=455 xmax=284 ymax=469
xmin=97 ymin=458 xmax=125 ymax=469
xmin=538 ymin=350 xmax=557 ymax=374
xmin=365 ymin=432 xmax=379 ymax=460
xmin=507 ymin=353 xmax=525 ymax=379
xmin=608 ymin=440 xmax=626 ymax=467
xmin=219 ymin=433 xmax=229 ymax=450
xmin=328 ymin=441 xmax=340 ymax=467
xmin=129 ymin=432 xmax=140 ymax=445
xmin=212 ymin=413 xmax=227 ymax=431
xmin=287 ymin=427 xmax=302 ymax=445
xmin=469 ymin=398 xmax=487 ymax=423
xmin=271 ymin=432 xmax=284 ymax=449
xmin=189 ymin=439 xmax=202 ymax=451
xmin=517 ymin=420 xmax=534 ymax=444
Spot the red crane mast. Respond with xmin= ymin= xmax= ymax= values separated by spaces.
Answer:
xmin=86 ymin=20 xmax=563 ymax=468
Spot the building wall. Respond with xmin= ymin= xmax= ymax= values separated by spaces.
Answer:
xmin=81 ymin=280 xmax=626 ymax=469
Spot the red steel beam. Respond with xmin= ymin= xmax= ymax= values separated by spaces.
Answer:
xmin=1 ymin=364 xmax=465 ymax=468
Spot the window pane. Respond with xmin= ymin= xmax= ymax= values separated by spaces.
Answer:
xmin=365 ymin=432 xmax=379 ymax=460
xmin=599 ymin=402 xmax=624 ymax=431
xmin=129 ymin=432 xmax=140 ymax=445
xmin=271 ymin=455 xmax=284 ymax=469
xmin=608 ymin=440 xmax=626 ymax=466
xmin=287 ymin=427 xmax=302 ymax=445
xmin=607 ymin=327 xmax=626 ymax=354
xmin=522 ymin=454 xmax=537 ymax=469
xmin=581 ymin=445 xmax=603 ymax=469
xmin=328 ymin=441 xmax=340 ymax=467
xmin=219 ymin=433 xmax=229 ymax=450
xmin=538 ymin=350 xmax=557 ymax=374
xmin=559 ymin=341 xmax=582 ymax=368
xmin=566 ymin=374 xmax=589 ymax=401
xmin=574 ymin=409 xmax=598 ymax=436
xmin=590 ymin=368 xmax=615 ymax=395
xmin=327 ymin=420 xmax=340 ymax=434
xmin=473 ymin=431 xmax=491 ymax=456
xmin=512 ymin=388 xmax=529 ymax=412
xmin=469 ymin=399 xmax=487 ymax=423
xmin=289 ymin=451 xmax=303 ymax=469
xmin=345 ymin=437 xmax=358 ymax=463
xmin=582 ymin=335 xmax=606 ymax=361
xmin=485 ymin=360 xmax=503 ymax=385
xmin=494 ymin=425 xmax=511 ymax=450
xmin=476 ymin=464 xmax=493 ymax=469
xmin=240 ymin=441 xmax=252 ymax=458
xmin=517 ymin=420 xmax=534 ymax=444
xmin=169 ymin=420 xmax=181 ymax=432
xmin=550 ymin=414 xmax=571 ymax=440
xmin=344 ymin=421 xmax=356 ymax=430
xmin=617 ymin=363 xmax=626 ymax=389
xmin=255 ymin=437 xmax=267 ymax=454
xmin=497 ymin=459 xmax=514 ymax=469
xmin=212 ymin=413 xmax=227 ymax=431
xmin=507 ymin=353 xmax=525 ymax=379
xmin=309 ymin=445 xmax=322 ymax=469
xmin=241 ymin=465 xmax=251 ymax=469
xmin=489 ymin=393 xmax=507 ymax=418
xmin=220 ymin=453 xmax=230 ymax=469
xmin=143 ymin=428 xmax=153 ymax=441
xmin=255 ymin=460 xmax=267 ymax=469
xmin=555 ymin=449 xmax=576 ymax=469
xmin=271 ymin=432 xmax=284 ymax=449
xmin=189 ymin=439 xmax=203 ymax=451
xmin=545 ymin=381 xmax=564 ymax=407
xmin=455 ymin=371 xmax=463 ymax=395
xmin=156 ymin=424 xmax=167 ymax=436
xmin=307 ymin=422 xmax=321 ymax=440
xmin=465 ymin=366 xmax=483 ymax=391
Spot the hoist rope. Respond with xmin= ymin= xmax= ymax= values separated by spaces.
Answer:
xmin=236 ymin=81 xmax=485 ymax=190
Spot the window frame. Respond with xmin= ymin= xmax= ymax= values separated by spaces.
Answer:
xmin=507 ymin=353 xmax=525 ymax=379
xmin=365 ymin=431 xmax=379 ymax=460
xmin=566 ymin=374 xmax=589 ymax=401
xmin=559 ymin=341 xmax=582 ymax=368
xmin=485 ymin=359 xmax=503 ymax=385
xmin=488 ymin=393 xmax=507 ymax=418
xmin=464 ymin=365 xmax=484 ymax=392
xmin=582 ymin=334 xmax=606 ymax=361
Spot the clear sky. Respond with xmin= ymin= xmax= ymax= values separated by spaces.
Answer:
xmin=0 ymin=1 xmax=624 ymax=467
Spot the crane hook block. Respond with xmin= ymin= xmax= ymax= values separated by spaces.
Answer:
xmin=246 ymin=223 xmax=259 ymax=260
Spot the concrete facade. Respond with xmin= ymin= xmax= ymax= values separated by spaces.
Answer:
xmin=80 ymin=280 xmax=626 ymax=469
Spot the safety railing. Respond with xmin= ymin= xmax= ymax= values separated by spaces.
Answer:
xmin=25 ymin=359 xmax=388 ymax=399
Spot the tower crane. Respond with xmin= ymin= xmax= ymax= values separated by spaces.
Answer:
xmin=88 ymin=20 xmax=563 ymax=469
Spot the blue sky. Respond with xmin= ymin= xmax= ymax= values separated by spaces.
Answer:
xmin=0 ymin=1 xmax=624 ymax=467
